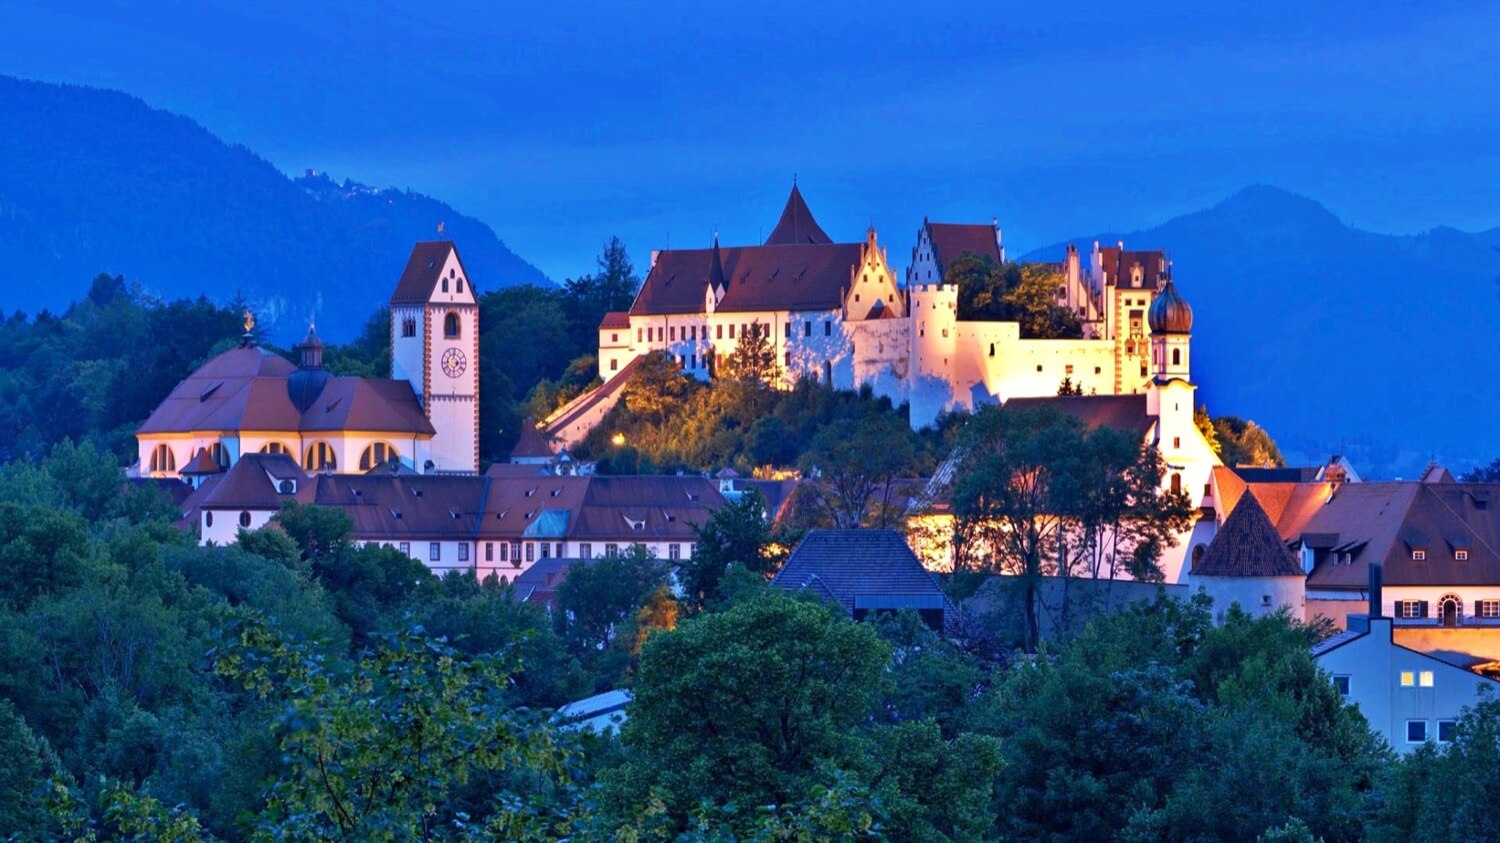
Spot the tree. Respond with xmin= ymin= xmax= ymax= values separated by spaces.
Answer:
xmin=555 ymin=546 xmax=667 ymax=655
xmin=596 ymin=594 xmax=890 ymax=835
xmin=681 ymin=490 xmax=778 ymax=610
xmin=215 ymin=621 xmax=575 ymax=841
xmin=0 ymin=699 xmax=60 ymax=837
xmin=1057 ymin=376 xmax=1084 ymax=396
xmin=722 ymin=320 xmax=778 ymax=386
xmin=1213 ymin=414 xmax=1286 ymax=467
xmin=947 ymin=252 xmax=1011 ymax=320
xmin=622 ymin=350 xmax=695 ymax=426
xmin=1368 ymin=692 xmax=1500 ymax=843
xmin=1005 ymin=263 xmax=1082 ymax=339
xmin=1462 ymin=458 xmax=1500 ymax=482
xmin=799 ymin=413 xmax=917 ymax=528
xmin=562 ymin=236 xmax=641 ymax=352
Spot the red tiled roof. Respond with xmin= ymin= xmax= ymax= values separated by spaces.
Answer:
xmin=1002 ymin=394 xmax=1155 ymax=438
xmin=927 ymin=222 xmax=1001 ymax=277
xmin=1097 ymin=245 xmax=1167 ymax=289
xmin=180 ymin=448 xmax=222 ymax=475
xmin=299 ymin=378 xmax=434 ymax=434
xmin=510 ymin=417 xmax=555 ymax=460
xmin=630 ymin=242 xmax=863 ymax=316
xmin=599 ymin=311 xmax=631 ymax=330
xmin=389 ymin=241 xmax=467 ymax=305
xmin=199 ymin=453 xmax=311 ymax=509
xmin=1194 ymin=493 xmax=1302 ymax=577
xmin=764 ymin=184 xmax=833 ymax=245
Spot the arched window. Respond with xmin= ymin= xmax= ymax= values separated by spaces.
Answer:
xmin=304 ymin=442 xmax=337 ymax=472
xmin=1172 ymin=348 xmax=1182 ymax=367
xmin=1170 ymin=472 xmax=1182 ymax=495
xmin=208 ymin=441 xmax=229 ymax=467
xmin=1439 ymin=593 xmax=1463 ymax=628
xmin=402 ymin=317 xmax=416 ymax=338
xmin=1191 ymin=544 xmax=1205 ymax=567
xmin=239 ymin=511 xmax=252 ymax=528
xmin=205 ymin=511 xmax=213 ymax=528
xmin=148 ymin=444 xmax=175 ymax=473
xmin=444 ymin=311 xmax=461 ymax=339
xmin=260 ymin=442 xmax=290 ymax=456
xmin=359 ymin=442 xmax=399 ymax=471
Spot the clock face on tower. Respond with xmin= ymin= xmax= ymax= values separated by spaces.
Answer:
xmin=440 ymin=347 xmax=467 ymax=378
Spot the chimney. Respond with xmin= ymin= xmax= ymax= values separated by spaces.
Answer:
xmin=1368 ymin=563 xmax=1383 ymax=618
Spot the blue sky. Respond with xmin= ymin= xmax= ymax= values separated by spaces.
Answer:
xmin=4 ymin=0 xmax=1498 ymax=279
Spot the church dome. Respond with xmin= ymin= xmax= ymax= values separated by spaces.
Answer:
xmin=287 ymin=327 xmax=330 ymax=413
xmin=1148 ymin=281 xmax=1193 ymax=334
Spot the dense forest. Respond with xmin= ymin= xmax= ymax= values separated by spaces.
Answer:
xmin=0 ymin=443 xmax=1495 ymax=840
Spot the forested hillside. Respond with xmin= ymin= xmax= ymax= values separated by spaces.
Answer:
xmin=0 ymin=75 xmax=548 ymax=341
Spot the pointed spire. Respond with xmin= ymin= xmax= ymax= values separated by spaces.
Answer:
xmin=765 ymin=183 xmax=833 ymax=245
xmin=708 ymin=234 xmax=727 ymax=290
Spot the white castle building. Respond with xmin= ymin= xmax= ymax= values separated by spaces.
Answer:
xmin=134 ymin=241 xmax=480 ymax=479
xmin=548 ymin=184 xmax=1197 ymax=444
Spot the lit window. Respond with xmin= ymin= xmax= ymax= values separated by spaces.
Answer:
xmin=1413 ymin=549 xmax=1427 ymax=561
xmin=304 ymin=442 xmax=337 ymax=471
xmin=1419 ymin=671 xmax=1434 ymax=688
xmin=1406 ymin=720 xmax=1427 ymax=743
xmin=1456 ymin=549 xmax=1470 ymax=561
xmin=1333 ymin=675 xmax=1350 ymax=697
xmin=1438 ymin=720 xmax=1457 ymax=742
xmin=1400 ymin=671 xmax=1415 ymax=687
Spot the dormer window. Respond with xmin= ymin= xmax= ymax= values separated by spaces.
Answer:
xmin=277 ymin=479 xmax=296 ymax=495
xmin=1456 ymin=549 xmax=1470 ymax=561
xmin=1413 ymin=549 xmax=1427 ymax=561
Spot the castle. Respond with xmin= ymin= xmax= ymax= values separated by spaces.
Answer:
xmin=549 ymin=184 xmax=1198 ymax=444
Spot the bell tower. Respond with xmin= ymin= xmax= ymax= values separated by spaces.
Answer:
xmin=390 ymin=241 xmax=480 ymax=474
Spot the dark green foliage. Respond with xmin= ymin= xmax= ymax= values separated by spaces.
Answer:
xmin=946 ymin=253 xmax=1082 ymax=338
xmin=1210 ymin=412 xmax=1288 ymax=467
xmin=555 ymin=546 xmax=668 ymax=657
xmin=679 ymin=489 xmax=780 ymax=611
xmin=1461 ymin=458 xmax=1500 ymax=482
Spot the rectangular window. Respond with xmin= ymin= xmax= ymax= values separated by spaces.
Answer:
xmin=784 ymin=350 xmax=792 ymax=365
xmin=399 ymin=542 xmax=411 ymax=556
xmin=637 ymin=328 xmax=643 ymax=342
xmin=579 ymin=543 xmax=592 ymax=559
xmin=785 ymin=321 xmax=791 ymax=336
xmin=510 ymin=542 xmax=521 ymax=564
xmin=555 ymin=542 xmax=564 ymax=558
xmin=611 ymin=332 xmax=618 ymax=343
xmin=1480 ymin=600 xmax=1500 ymax=618
xmin=610 ymin=359 xmax=618 ymax=371
xmin=1399 ymin=600 xmax=1426 ymax=619
xmin=458 ymin=542 xmax=469 ymax=562
xmin=1419 ymin=671 xmax=1435 ymax=688
xmin=669 ymin=543 xmax=681 ymax=560
xmin=606 ymin=543 xmax=619 ymax=557
xmin=498 ymin=542 xmax=509 ymax=561
xmin=804 ymin=320 xmax=812 ymax=337
xmin=485 ymin=542 xmax=493 ymax=562
xmin=824 ymin=320 xmax=831 ymax=336
xmin=539 ymin=542 xmax=550 ymax=559
xmin=1406 ymin=720 xmax=1427 ymax=743
xmin=1413 ymin=549 xmax=1427 ymax=561
xmin=1400 ymin=671 xmax=1415 ymax=687
xmin=670 ymin=326 xmax=677 ymax=341
xmin=1333 ymin=675 xmax=1350 ymax=697
xmin=526 ymin=543 xmax=535 ymax=562
xmin=429 ymin=542 xmax=441 ymax=562
xmin=1438 ymin=720 xmax=1457 ymax=742
xmin=1173 ymin=436 xmax=1181 ymax=449
xmin=729 ymin=324 xmax=735 ymax=339
xmin=1456 ymin=549 xmax=1470 ymax=561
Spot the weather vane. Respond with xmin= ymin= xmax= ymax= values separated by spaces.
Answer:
xmin=242 ymin=310 xmax=255 ymax=333
xmin=437 ymin=220 xmax=445 ymax=237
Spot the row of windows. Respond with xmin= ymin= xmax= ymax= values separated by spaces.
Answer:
xmin=1408 ymin=719 xmax=1457 ymax=743
xmin=304 ymin=442 xmax=402 ymax=472
xmin=638 ymin=320 xmax=836 ymax=345
xmin=204 ymin=510 xmax=254 ymax=529
xmin=1399 ymin=670 xmax=1436 ymax=688
xmin=395 ymin=541 xmax=693 ymax=564
xmin=1410 ymin=548 xmax=1470 ymax=561
xmin=398 ymin=312 xmax=464 ymax=339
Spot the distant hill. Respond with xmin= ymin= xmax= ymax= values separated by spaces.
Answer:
xmin=0 ymin=75 xmax=548 ymax=341
xmin=1025 ymin=185 xmax=1500 ymax=478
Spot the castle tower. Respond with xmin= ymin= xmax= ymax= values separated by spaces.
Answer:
xmin=1148 ymin=280 xmax=1192 ymax=382
xmin=390 ymin=241 xmax=480 ymax=474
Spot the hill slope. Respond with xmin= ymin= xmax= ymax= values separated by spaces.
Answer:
xmin=0 ymin=75 xmax=548 ymax=340
xmin=1026 ymin=185 xmax=1500 ymax=477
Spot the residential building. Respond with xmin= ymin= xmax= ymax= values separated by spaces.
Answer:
xmin=772 ymin=529 xmax=950 ymax=629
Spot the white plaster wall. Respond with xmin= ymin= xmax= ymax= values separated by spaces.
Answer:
xmin=1191 ymin=575 xmax=1306 ymax=622
xmin=390 ymin=304 xmax=427 ymax=398
xmin=200 ymin=507 xmax=277 ymax=545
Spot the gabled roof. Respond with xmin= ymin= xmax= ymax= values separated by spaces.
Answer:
xmin=299 ymin=377 xmax=434 ymax=434
xmin=771 ymin=529 xmax=945 ymax=615
xmin=629 ymin=242 xmax=864 ymax=315
xmin=180 ymin=448 xmax=222 ymax=475
xmin=1003 ymin=394 xmax=1155 ymax=438
xmin=199 ymin=453 xmax=311 ymax=510
xmin=926 ymin=221 xmax=1001 ymax=278
xmin=1194 ymin=493 xmax=1302 ymax=577
xmin=598 ymin=311 xmax=631 ymax=330
xmin=764 ymin=184 xmax=833 ymax=245
xmin=1096 ymin=244 xmax=1167 ymax=289
xmin=510 ymin=417 xmax=555 ymax=460
xmin=313 ymin=474 xmax=485 ymax=538
xmin=390 ymin=241 xmax=470 ymax=305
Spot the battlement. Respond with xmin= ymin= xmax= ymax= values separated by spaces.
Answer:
xmin=909 ymin=283 xmax=955 ymax=294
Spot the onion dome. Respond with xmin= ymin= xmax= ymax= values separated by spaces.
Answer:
xmin=1148 ymin=281 xmax=1193 ymax=334
xmin=287 ymin=326 xmax=330 ymax=413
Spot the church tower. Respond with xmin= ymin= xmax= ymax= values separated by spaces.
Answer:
xmin=390 ymin=241 xmax=480 ymax=474
xmin=1148 ymin=280 xmax=1192 ymax=382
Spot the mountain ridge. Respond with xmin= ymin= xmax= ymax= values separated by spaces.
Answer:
xmin=0 ymin=75 xmax=549 ymax=341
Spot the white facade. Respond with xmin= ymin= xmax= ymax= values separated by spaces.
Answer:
xmin=392 ymin=247 xmax=480 ymax=474
xmin=1191 ymin=574 xmax=1307 ymax=622
xmin=1315 ymin=614 xmax=1500 ymax=752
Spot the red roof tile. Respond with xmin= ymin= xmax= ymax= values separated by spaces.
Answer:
xmin=926 ymin=222 xmax=1001 ymax=277
xmin=389 ymin=241 xmax=467 ymax=305
xmin=630 ymin=242 xmax=863 ymax=315
xmin=510 ymin=417 xmax=555 ymax=460
xmin=598 ymin=311 xmax=631 ymax=330
xmin=1097 ymin=245 xmax=1167 ymax=289
xmin=1194 ymin=493 xmax=1302 ymax=577
xmin=764 ymin=184 xmax=833 ymax=245
xmin=1003 ymin=394 xmax=1155 ymax=437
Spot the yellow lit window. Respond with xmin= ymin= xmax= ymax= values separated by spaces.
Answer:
xmin=1419 ymin=671 xmax=1434 ymax=688
xmin=1399 ymin=671 xmax=1415 ymax=687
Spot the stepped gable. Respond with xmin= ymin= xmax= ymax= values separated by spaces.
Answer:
xmin=390 ymin=241 xmax=467 ymax=305
xmin=927 ymin=222 xmax=1001 ymax=277
xmin=764 ymin=183 xmax=833 ymax=245
xmin=1194 ymin=493 xmax=1302 ymax=577
xmin=1003 ymin=394 xmax=1155 ymax=437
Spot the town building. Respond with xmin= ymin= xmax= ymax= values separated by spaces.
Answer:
xmin=135 ymin=241 xmax=480 ymax=480
xmin=1313 ymin=566 xmax=1500 ymax=753
xmin=546 ymin=184 xmax=1196 ymax=445
xmin=1188 ymin=492 xmax=1306 ymax=622
xmin=772 ymin=529 xmax=951 ymax=629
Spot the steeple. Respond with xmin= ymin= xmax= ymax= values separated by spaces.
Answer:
xmin=708 ymin=234 xmax=727 ymax=290
xmin=765 ymin=183 xmax=833 ymax=245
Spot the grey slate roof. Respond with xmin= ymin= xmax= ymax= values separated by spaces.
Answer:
xmin=772 ymin=529 xmax=946 ymax=615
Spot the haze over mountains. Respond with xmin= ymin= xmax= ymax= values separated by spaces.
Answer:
xmin=1027 ymin=186 xmax=1500 ymax=478
xmin=0 ymin=75 xmax=1493 ymax=477
xmin=0 ymin=75 xmax=547 ymax=341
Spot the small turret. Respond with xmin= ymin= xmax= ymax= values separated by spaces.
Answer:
xmin=1148 ymin=280 xmax=1194 ymax=334
xmin=287 ymin=325 xmax=331 ymax=413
